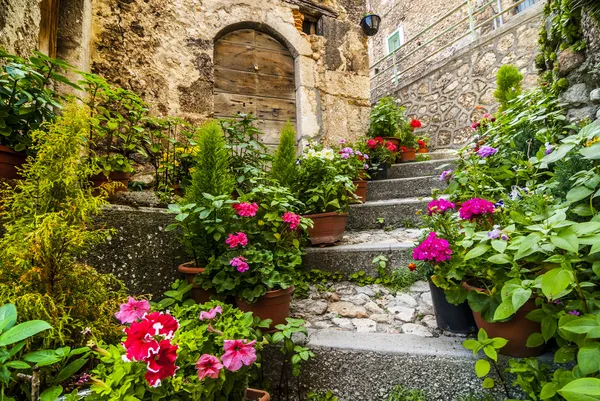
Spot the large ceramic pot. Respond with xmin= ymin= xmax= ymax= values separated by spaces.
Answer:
xmin=236 ymin=286 xmax=294 ymax=330
xmin=360 ymin=14 xmax=381 ymax=36
xmin=90 ymin=171 xmax=130 ymax=192
xmin=462 ymin=281 xmax=545 ymax=357
xmin=302 ymin=212 xmax=348 ymax=245
xmin=400 ymin=147 xmax=417 ymax=162
xmin=178 ymin=262 xmax=215 ymax=304
xmin=352 ymin=180 xmax=368 ymax=203
xmin=0 ymin=145 xmax=26 ymax=180
xmin=428 ymin=280 xmax=476 ymax=333
xmin=245 ymin=388 xmax=270 ymax=401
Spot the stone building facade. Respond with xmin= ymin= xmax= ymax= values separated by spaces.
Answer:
xmin=368 ymin=0 xmax=544 ymax=148
xmin=0 ymin=0 xmax=371 ymax=146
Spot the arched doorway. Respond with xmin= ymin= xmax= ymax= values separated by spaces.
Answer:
xmin=213 ymin=29 xmax=296 ymax=145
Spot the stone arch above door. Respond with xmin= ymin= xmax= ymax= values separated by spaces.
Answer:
xmin=213 ymin=28 xmax=296 ymax=146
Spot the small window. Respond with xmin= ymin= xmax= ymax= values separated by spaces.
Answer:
xmin=301 ymin=14 xmax=323 ymax=36
xmin=516 ymin=0 xmax=538 ymax=13
xmin=386 ymin=26 xmax=405 ymax=55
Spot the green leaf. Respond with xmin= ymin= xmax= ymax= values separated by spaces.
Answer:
xmin=55 ymin=358 xmax=88 ymax=383
xmin=554 ymin=347 xmax=576 ymax=363
xmin=578 ymin=343 xmax=600 ymax=376
xmin=0 ymin=320 xmax=52 ymax=346
xmin=515 ymin=233 xmax=542 ymax=260
xmin=512 ymin=288 xmax=532 ymax=312
xmin=526 ymin=333 xmax=544 ymax=348
xmin=23 ymin=350 xmax=62 ymax=366
xmin=540 ymin=382 xmax=558 ymax=400
xmin=475 ymin=359 xmax=490 ymax=378
xmin=541 ymin=268 xmax=573 ymax=300
xmin=491 ymin=239 xmax=507 ymax=253
xmin=567 ymin=187 xmax=595 ymax=203
xmin=580 ymin=143 xmax=600 ymax=160
xmin=558 ymin=378 xmax=600 ymax=400
xmin=482 ymin=377 xmax=495 ymax=389
xmin=483 ymin=345 xmax=497 ymax=362
xmin=463 ymin=339 xmax=480 ymax=351
xmin=4 ymin=361 xmax=30 ymax=369
xmin=561 ymin=318 xmax=598 ymax=335
xmin=465 ymin=244 xmax=490 ymax=261
xmin=0 ymin=304 xmax=17 ymax=332
xmin=551 ymin=227 xmax=579 ymax=253
xmin=542 ymin=316 xmax=557 ymax=342
xmin=487 ymin=254 xmax=512 ymax=264
xmin=493 ymin=300 xmax=515 ymax=321
xmin=40 ymin=385 xmax=63 ymax=401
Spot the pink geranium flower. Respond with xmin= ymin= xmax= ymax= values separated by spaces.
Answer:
xmin=412 ymin=232 xmax=452 ymax=263
xmin=233 ymin=202 xmax=259 ymax=217
xmin=225 ymin=232 xmax=248 ymax=248
xmin=230 ymin=256 xmax=249 ymax=273
xmin=145 ymin=340 xmax=179 ymax=388
xmin=199 ymin=306 xmax=223 ymax=321
xmin=196 ymin=354 xmax=223 ymax=380
xmin=282 ymin=212 xmax=301 ymax=230
xmin=114 ymin=297 xmax=150 ymax=324
xmin=459 ymin=198 xmax=495 ymax=220
xmin=221 ymin=339 xmax=257 ymax=371
xmin=427 ymin=199 xmax=456 ymax=215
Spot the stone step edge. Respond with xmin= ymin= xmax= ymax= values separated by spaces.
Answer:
xmin=305 ymin=241 xmax=415 ymax=253
xmin=390 ymin=158 xmax=458 ymax=168
xmin=352 ymin=196 xmax=433 ymax=207
xmin=367 ymin=175 xmax=437 ymax=184
xmin=305 ymin=329 xmax=471 ymax=359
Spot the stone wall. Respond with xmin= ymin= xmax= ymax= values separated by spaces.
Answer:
xmin=0 ymin=0 xmax=41 ymax=57
xmin=90 ymin=0 xmax=371 ymax=146
xmin=374 ymin=3 xmax=543 ymax=149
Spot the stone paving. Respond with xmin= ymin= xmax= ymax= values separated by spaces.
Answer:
xmin=338 ymin=228 xmax=424 ymax=246
xmin=292 ymin=280 xmax=466 ymax=338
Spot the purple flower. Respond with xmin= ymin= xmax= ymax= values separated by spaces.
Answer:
xmin=545 ymin=142 xmax=553 ymax=155
xmin=440 ymin=170 xmax=453 ymax=181
xmin=487 ymin=225 xmax=507 ymax=240
xmin=341 ymin=153 xmax=350 ymax=159
xmin=568 ymin=310 xmax=581 ymax=316
xmin=494 ymin=200 xmax=505 ymax=209
xmin=338 ymin=139 xmax=346 ymax=144
xmin=477 ymin=146 xmax=498 ymax=158
xmin=364 ymin=163 xmax=369 ymax=170
xmin=356 ymin=150 xmax=363 ymax=156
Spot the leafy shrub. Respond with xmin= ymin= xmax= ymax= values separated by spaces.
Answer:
xmin=493 ymin=65 xmax=523 ymax=110
xmin=271 ymin=122 xmax=298 ymax=188
xmin=0 ymin=104 xmax=126 ymax=348
xmin=368 ymin=96 xmax=407 ymax=138
xmin=184 ymin=120 xmax=234 ymax=204
xmin=0 ymin=50 xmax=76 ymax=154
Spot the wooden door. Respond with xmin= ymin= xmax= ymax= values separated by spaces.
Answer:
xmin=214 ymin=29 xmax=296 ymax=146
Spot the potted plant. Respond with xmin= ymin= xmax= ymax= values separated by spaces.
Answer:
xmin=360 ymin=11 xmax=381 ymax=36
xmin=368 ymin=97 xmax=405 ymax=150
xmin=87 ymin=300 xmax=270 ymax=400
xmin=398 ymin=119 xmax=421 ymax=162
xmin=417 ymin=135 xmax=430 ymax=153
xmin=334 ymin=139 xmax=371 ymax=203
xmin=365 ymin=137 xmax=397 ymax=180
xmin=0 ymin=50 xmax=75 ymax=179
xmin=166 ymin=120 xmax=235 ymax=304
xmin=80 ymin=73 xmax=151 ymax=192
xmin=201 ymin=184 xmax=311 ymax=327
xmin=293 ymin=144 xmax=355 ymax=245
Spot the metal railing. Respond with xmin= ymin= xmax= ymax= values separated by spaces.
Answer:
xmin=370 ymin=0 xmax=538 ymax=94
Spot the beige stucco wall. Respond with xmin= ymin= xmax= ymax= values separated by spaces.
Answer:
xmin=0 ymin=0 xmax=41 ymax=57
xmin=90 ymin=0 xmax=371 ymax=146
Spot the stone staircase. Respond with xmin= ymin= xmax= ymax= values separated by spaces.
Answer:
xmin=283 ymin=155 xmax=512 ymax=401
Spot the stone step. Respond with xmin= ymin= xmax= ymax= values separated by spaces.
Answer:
xmin=303 ymin=229 xmax=422 ymax=276
xmin=348 ymin=197 xmax=430 ymax=230
xmin=262 ymin=330 xmax=507 ymax=401
xmin=388 ymin=158 xmax=457 ymax=179
xmin=367 ymin=176 xmax=445 ymax=201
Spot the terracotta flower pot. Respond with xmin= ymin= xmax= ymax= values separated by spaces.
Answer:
xmin=178 ymin=262 xmax=216 ymax=304
xmin=302 ymin=212 xmax=348 ymax=245
xmin=236 ymin=286 xmax=294 ymax=330
xmin=0 ymin=145 xmax=26 ymax=180
xmin=245 ymin=388 xmax=270 ymax=401
xmin=352 ymin=180 xmax=368 ymax=203
xmin=462 ymin=281 xmax=546 ymax=358
xmin=400 ymin=148 xmax=417 ymax=162
xmin=90 ymin=171 xmax=130 ymax=192
xmin=382 ymin=137 xmax=400 ymax=149
xmin=418 ymin=147 xmax=429 ymax=153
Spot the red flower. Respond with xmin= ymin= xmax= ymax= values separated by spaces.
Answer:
xmin=417 ymin=140 xmax=426 ymax=148
xmin=144 ymin=312 xmax=179 ymax=340
xmin=385 ymin=141 xmax=398 ymax=152
xmin=123 ymin=319 xmax=160 ymax=362
xmin=233 ymin=202 xmax=259 ymax=217
xmin=144 ymin=340 xmax=179 ymax=387
xmin=408 ymin=263 xmax=417 ymax=272
xmin=367 ymin=139 xmax=378 ymax=149
xmin=400 ymin=146 xmax=408 ymax=152
xmin=410 ymin=119 xmax=422 ymax=129
xmin=374 ymin=137 xmax=384 ymax=144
